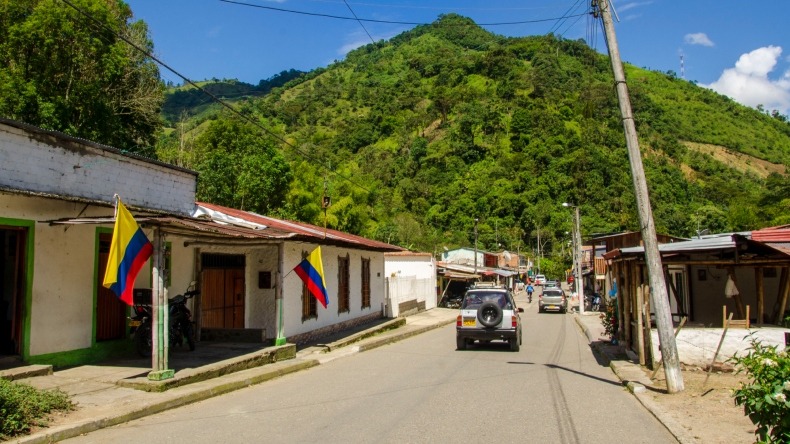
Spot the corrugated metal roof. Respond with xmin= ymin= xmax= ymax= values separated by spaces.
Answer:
xmin=196 ymin=202 xmax=404 ymax=252
xmin=620 ymin=234 xmax=737 ymax=255
xmin=385 ymin=251 xmax=433 ymax=257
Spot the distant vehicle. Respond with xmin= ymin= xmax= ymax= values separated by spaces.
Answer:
xmin=534 ymin=274 xmax=547 ymax=285
xmin=456 ymin=287 xmax=523 ymax=351
xmin=544 ymin=280 xmax=559 ymax=288
xmin=539 ymin=287 xmax=567 ymax=313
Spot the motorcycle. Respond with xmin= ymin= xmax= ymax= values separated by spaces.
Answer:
xmin=585 ymin=292 xmax=602 ymax=312
xmin=130 ymin=284 xmax=199 ymax=357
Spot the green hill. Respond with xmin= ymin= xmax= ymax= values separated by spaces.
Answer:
xmin=155 ymin=14 xmax=790 ymax=256
xmin=161 ymin=69 xmax=305 ymax=124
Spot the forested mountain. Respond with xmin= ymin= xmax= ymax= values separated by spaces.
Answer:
xmin=157 ymin=14 xmax=789 ymax=259
xmin=161 ymin=69 xmax=305 ymax=123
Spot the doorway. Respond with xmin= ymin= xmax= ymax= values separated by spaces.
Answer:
xmin=0 ymin=227 xmax=27 ymax=356
xmin=200 ymin=254 xmax=245 ymax=329
xmin=96 ymin=233 xmax=127 ymax=341
xmin=667 ymin=266 xmax=690 ymax=323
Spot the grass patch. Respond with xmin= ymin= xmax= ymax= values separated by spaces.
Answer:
xmin=0 ymin=379 xmax=73 ymax=439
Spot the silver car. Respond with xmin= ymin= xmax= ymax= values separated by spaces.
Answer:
xmin=456 ymin=287 xmax=523 ymax=351
xmin=539 ymin=287 xmax=567 ymax=313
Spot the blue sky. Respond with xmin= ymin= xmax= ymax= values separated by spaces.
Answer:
xmin=126 ymin=0 xmax=790 ymax=115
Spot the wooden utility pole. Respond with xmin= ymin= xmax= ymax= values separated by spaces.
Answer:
xmin=595 ymin=0 xmax=684 ymax=392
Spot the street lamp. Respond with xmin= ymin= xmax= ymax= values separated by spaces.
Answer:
xmin=563 ymin=202 xmax=584 ymax=315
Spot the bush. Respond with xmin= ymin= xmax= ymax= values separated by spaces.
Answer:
xmin=599 ymin=302 xmax=618 ymax=340
xmin=0 ymin=378 xmax=72 ymax=439
xmin=730 ymin=334 xmax=790 ymax=443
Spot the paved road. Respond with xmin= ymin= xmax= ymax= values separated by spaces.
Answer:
xmin=64 ymin=291 xmax=676 ymax=443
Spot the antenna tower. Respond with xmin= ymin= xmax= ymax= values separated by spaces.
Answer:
xmin=680 ymin=54 xmax=685 ymax=80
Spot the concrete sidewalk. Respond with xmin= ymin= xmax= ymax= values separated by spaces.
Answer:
xmin=573 ymin=311 xmax=698 ymax=444
xmin=4 ymin=308 xmax=458 ymax=444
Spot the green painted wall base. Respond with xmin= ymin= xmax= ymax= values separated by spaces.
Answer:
xmin=148 ymin=369 xmax=175 ymax=381
xmin=27 ymin=340 xmax=134 ymax=369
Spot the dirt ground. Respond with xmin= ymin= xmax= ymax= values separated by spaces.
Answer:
xmin=645 ymin=366 xmax=757 ymax=444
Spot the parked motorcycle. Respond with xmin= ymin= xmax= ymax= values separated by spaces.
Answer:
xmin=585 ymin=292 xmax=602 ymax=312
xmin=130 ymin=284 xmax=199 ymax=357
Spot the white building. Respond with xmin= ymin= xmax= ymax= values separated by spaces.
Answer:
xmin=0 ymin=118 xmax=403 ymax=367
xmin=383 ymin=252 xmax=437 ymax=317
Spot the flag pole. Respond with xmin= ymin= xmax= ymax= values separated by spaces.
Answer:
xmin=275 ymin=242 xmax=286 ymax=346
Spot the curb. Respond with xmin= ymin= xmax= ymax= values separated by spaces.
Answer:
xmin=15 ymin=314 xmax=453 ymax=443
xmin=575 ymin=314 xmax=699 ymax=444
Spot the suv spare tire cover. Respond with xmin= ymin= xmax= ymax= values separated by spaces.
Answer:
xmin=477 ymin=301 xmax=503 ymax=327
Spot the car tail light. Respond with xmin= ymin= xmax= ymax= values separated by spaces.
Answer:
xmin=456 ymin=315 xmax=462 ymax=327
xmin=511 ymin=315 xmax=518 ymax=328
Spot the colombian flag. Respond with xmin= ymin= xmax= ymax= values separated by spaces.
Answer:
xmin=294 ymin=246 xmax=329 ymax=308
xmin=102 ymin=199 xmax=153 ymax=305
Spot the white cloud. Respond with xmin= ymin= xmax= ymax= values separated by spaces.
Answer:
xmin=618 ymin=2 xmax=653 ymax=13
xmin=704 ymin=46 xmax=790 ymax=116
xmin=684 ymin=33 xmax=714 ymax=47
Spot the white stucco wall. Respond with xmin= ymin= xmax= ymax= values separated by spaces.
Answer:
xmin=281 ymin=243 xmax=386 ymax=337
xmin=0 ymin=193 xmax=155 ymax=356
xmin=384 ymin=254 xmax=437 ymax=316
xmin=0 ymin=121 xmax=196 ymax=215
xmin=192 ymin=244 xmax=279 ymax=337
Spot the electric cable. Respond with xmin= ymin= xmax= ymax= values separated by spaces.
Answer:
xmin=220 ymin=0 xmax=588 ymax=27
xmin=58 ymin=0 xmax=375 ymax=195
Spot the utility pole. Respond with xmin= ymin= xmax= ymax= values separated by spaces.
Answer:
xmin=537 ymin=225 xmax=541 ymax=275
xmin=474 ymin=218 xmax=479 ymax=275
xmin=595 ymin=0 xmax=684 ymax=392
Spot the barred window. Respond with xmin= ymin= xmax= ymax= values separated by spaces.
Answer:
xmin=338 ymin=254 xmax=350 ymax=313
xmin=361 ymin=257 xmax=371 ymax=309
xmin=301 ymin=251 xmax=317 ymax=321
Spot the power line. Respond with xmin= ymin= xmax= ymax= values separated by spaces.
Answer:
xmin=220 ymin=0 xmax=588 ymax=27
xmin=343 ymin=0 xmax=375 ymax=44
xmin=548 ymin=0 xmax=586 ymax=35
xmin=58 ymin=0 xmax=375 ymax=195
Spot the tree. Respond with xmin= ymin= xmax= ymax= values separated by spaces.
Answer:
xmin=194 ymin=117 xmax=292 ymax=214
xmin=0 ymin=0 xmax=164 ymax=153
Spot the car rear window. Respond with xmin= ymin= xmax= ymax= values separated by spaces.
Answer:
xmin=543 ymin=289 xmax=563 ymax=297
xmin=462 ymin=291 xmax=512 ymax=310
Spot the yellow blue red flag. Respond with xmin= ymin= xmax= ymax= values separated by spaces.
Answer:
xmin=294 ymin=246 xmax=329 ymax=308
xmin=102 ymin=199 xmax=153 ymax=305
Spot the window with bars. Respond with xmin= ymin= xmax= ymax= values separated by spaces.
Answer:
xmin=361 ymin=257 xmax=371 ymax=309
xmin=301 ymin=250 xmax=317 ymax=321
xmin=338 ymin=254 xmax=350 ymax=313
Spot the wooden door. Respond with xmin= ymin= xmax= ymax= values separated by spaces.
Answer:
xmin=96 ymin=234 xmax=127 ymax=341
xmin=200 ymin=255 xmax=245 ymax=329
xmin=1 ymin=228 xmax=26 ymax=355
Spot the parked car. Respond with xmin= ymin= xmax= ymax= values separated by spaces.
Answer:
xmin=456 ymin=286 xmax=523 ymax=351
xmin=539 ymin=287 xmax=567 ymax=313
xmin=534 ymin=274 xmax=547 ymax=285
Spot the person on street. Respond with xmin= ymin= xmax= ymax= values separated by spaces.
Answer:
xmin=526 ymin=284 xmax=534 ymax=302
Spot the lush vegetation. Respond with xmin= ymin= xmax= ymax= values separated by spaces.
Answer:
xmin=1 ymin=4 xmax=788 ymax=259
xmin=731 ymin=336 xmax=790 ymax=443
xmin=159 ymin=14 xmax=789 ymax=258
xmin=161 ymin=69 xmax=305 ymax=123
xmin=0 ymin=379 xmax=72 ymax=439
xmin=0 ymin=0 xmax=164 ymax=155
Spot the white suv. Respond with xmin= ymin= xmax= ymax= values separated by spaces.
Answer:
xmin=456 ymin=286 xmax=523 ymax=351
xmin=534 ymin=274 xmax=547 ymax=285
